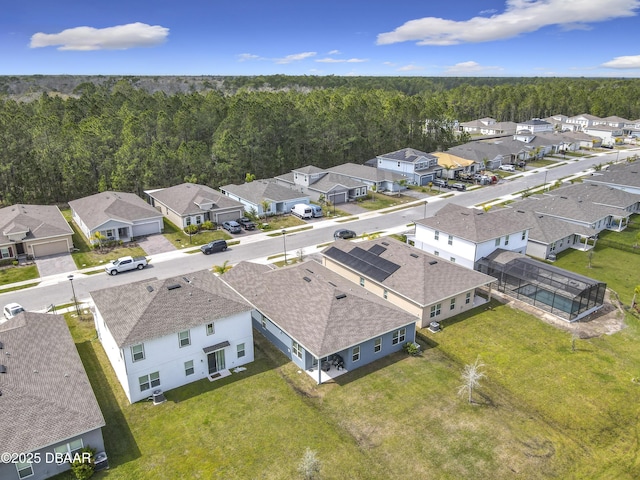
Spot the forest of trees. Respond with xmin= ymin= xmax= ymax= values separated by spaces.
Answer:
xmin=1 ymin=76 xmax=639 ymax=206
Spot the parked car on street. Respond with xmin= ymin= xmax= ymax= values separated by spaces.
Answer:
xmin=200 ymin=240 xmax=228 ymax=255
xmin=236 ymin=217 xmax=257 ymax=230
xmin=451 ymin=183 xmax=467 ymax=191
xmin=105 ymin=256 xmax=148 ymax=275
xmin=222 ymin=220 xmax=242 ymax=233
xmin=334 ymin=229 xmax=357 ymax=240
xmin=3 ymin=302 xmax=24 ymax=321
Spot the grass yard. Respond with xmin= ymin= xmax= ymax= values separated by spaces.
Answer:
xmin=357 ymin=193 xmax=414 ymax=211
xmin=162 ymin=218 xmax=232 ymax=248
xmin=0 ymin=264 xmax=39 ymax=286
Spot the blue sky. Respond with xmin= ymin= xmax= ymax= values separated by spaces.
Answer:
xmin=3 ymin=0 xmax=640 ymax=77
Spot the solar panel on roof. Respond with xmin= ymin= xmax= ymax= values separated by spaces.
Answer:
xmin=368 ymin=244 xmax=387 ymax=256
xmin=324 ymin=246 xmax=400 ymax=282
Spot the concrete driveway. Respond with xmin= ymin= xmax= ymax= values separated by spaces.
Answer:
xmin=138 ymin=234 xmax=176 ymax=255
xmin=35 ymin=253 xmax=77 ymax=278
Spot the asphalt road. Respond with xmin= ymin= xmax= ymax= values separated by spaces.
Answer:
xmin=3 ymin=148 xmax=637 ymax=312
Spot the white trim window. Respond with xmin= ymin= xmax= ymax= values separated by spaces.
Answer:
xmin=448 ymin=235 xmax=453 ymax=245
xmin=131 ymin=343 xmax=145 ymax=362
xmin=54 ymin=438 xmax=84 ymax=458
xmin=434 ymin=230 xmax=439 ymax=240
xmin=450 ymin=298 xmax=456 ymax=310
xmin=352 ymin=345 xmax=360 ymax=362
xmin=237 ymin=343 xmax=246 ymax=358
xmin=434 ymin=251 xmax=439 ymax=257
xmin=430 ymin=303 xmax=441 ymax=318
xmin=185 ymin=360 xmax=194 ymax=376
xmin=0 ymin=247 xmax=11 ymax=259
xmin=360 ymin=277 xmax=365 ymax=287
xmin=292 ymin=341 xmax=303 ymax=360
xmin=206 ymin=323 xmax=215 ymax=335
xmin=178 ymin=330 xmax=191 ymax=348
xmin=16 ymin=461 xmax=33 ymax=479
xmin=495 ymin=237 xmax=501 ymax=246
xmin=521 ymin=230 xmax=526 ymax=240
xmin=466 ymin=292 xmax=472 ymax=304
xmin=505 ymin=234 xmax=510 ymax=246
xmin=383 ymin=289 xmax=388 ymax=300
xmin=139 ymin=371 xmax=160 ymax=392
xmin=392 ymin=328 xmax=406 ymax=345
xmin=374 ymin=337 xmax=382 ymax=353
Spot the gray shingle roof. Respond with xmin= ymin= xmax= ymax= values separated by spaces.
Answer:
xmin=323 ymin=238 xmax=494 ymax=306
xmin=148 ymin=183 xmax=243 ymax=216
xmin=0 ymin=204 xmax=73 ymax=243
xmin=415 ymin=203 xmax=530 ymax=243
xmin=326 ymin=163 xmax=405 ymax=183
xmin=69 ymin=191 xmax=162 ymax=230
xmin=546 ymin=183 xmax=640 ymax=210
xmin=584 ymin=162 xmax=640 ymax=189
xmin=222 ymin=261 xmax=418 ymax=358
xmin=511 ymin=194 xmax=624 ymax=224
xmin=377 ymin=148 xmax=438 ymax=164
xmin=506 ymin=209 xmax=594 ymax=244
xmin=220 ymin=180 xmax=308 ymax=204
xmin=90 ymin=270 xmax=251 ymax=347
xmin=0 ymin=312 xmax=105 ymax=455
xmin=310 ymin=172 xmax=365 ymax=192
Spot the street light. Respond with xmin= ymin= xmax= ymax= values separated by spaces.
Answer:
xmin=543 ymin=170 xmax=548 ymax=192
xmin=423 ymin=200 xmax=428 ymax=219
xmin=67 ymin=274 xmax=81 ymax=317
xmin=281 ymin=229 xmax=287 ymax=265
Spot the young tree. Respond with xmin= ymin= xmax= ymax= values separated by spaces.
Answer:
xmin=245 ymin=172 xmax=256 ymax=183
xmin=457 ymin=357 xmax=485 ymax=404
xmin=297 ymin=447 xmax=321 ymax=480
xmin=260 ymin=199 xmax=271 ymax=220
xmin=587 ymin=249 xmax=595 ymax=268
xmin=212 ymin=260 xmax=232 ymax=276
xmin=632 ymin=285 xmax=640 ymax=309
xmin=93 ymin=231 xmax=106 ymax=252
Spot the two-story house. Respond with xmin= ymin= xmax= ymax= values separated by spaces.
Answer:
xmin=91 ymin=270 xmax=254 ymax=403
xmin=375 ymin=148 xmax=444 ymax=186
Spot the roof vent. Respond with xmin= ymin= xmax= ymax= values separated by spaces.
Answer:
xmin=410 ymin=253 xmax=419 ymax=258
xmin=182 ymin=276 xmax=191 ymax=284
xmin=0 ymin=365 xmax=6 ymax=373
xmin=517 ymin=210 xmax=525 ymax=213
xmin=328 ymin=282 xmax=337 ymax=287
xmin=429 ymin=260 xmax=438 ymax=265
xmin=335 ymin=293 xmax=347 ymax=300
xmin=305 ymin=268 xmax=314 ymax=274
xmin=560 ymin=196 xmax=567 ymax=199
xmin=146 ymin=286 xmax=154 ymax=293
xmin=167 ymin=284 xmax=182 ymax=291
xmin=0 ymin=341 xmax=3 ymax=349
xmin=303 ymin=277 xmax=311 ymax=282
xmin=381 ymin=241 xmax=389 ymax=246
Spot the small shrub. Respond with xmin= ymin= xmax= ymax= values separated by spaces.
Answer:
xmin=201 ymin=220 xmax=214 ymax=231
xmin=403 ymin=342 xmax=420 ymax=356
xmin=297 ymin=447 xmax=321 ymax=480
xmin=184 ymin=224 xmax=199 ymax=235
xmin=70 ymin=446 xmax=96 ymax=480
xmin=12 ymin=260 xmax=18 ymax=266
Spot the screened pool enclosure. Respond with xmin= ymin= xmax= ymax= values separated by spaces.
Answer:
xmin=477 ymin=250 xmax=606 ymax=321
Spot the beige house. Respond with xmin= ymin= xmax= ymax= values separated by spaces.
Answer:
xmin=0 ymin=204 xmax=73 ymax=259
xmin=321 ymin=238 xmax=495 ymax=328
xmin=432 ymin=152 xmax=480 ymax=179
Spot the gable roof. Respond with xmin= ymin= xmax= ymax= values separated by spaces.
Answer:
xmin=506 ymin=209 xmax=594 ymax=244
xmin=432 ymin=152 xmax=477 ymax=169
xmin=323 ymin=238 xmax=494 ymax=307
xmin=511 ymin=194 xmax=623 ymax=224
xmin=584 ymin=162 xmax=640 ymax=189
xmin=377 ymin=148 xmax=437 ymax=164
xmin=327 ymin=163 xmax=405 ymax=183
xmin=90 ymin=270 xmax=251 ymax=348
xmin=546 ymin=183 xmax=640 ymax=210
xmin=148 ymin=183 xmax=243 ymax=216
xmin=69 ymin=191 xmax=162 ymax=230
xmin=0 ymin=312 xmax=105 ymax=455
xmin=415 ymin=203 xmax=530 ymax=243
xmin=0 ymin=204 xmax=73 ymax=243
xmin=220 ymin=180 xmax=308 ymax=204
xmin=222 ymin=261 xmax=417 ymax=358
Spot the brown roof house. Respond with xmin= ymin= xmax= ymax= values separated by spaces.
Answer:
xmin=0 ymin=204 xmax=73 ymax=259
xmin=322 ymin=237 xmax=495 ymax=328
xmin=146 ymin=183 xmax=245 ymax=228
xmin=0 ymin=312 xmax=105 ymax=480
xmin=69 ymin=191 xmax=164 ymax=244
xmin=222 ymin=260 xmax=418 ymax=384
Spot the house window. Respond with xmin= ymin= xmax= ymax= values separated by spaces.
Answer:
xmin=261 ymin=314 xmax=267 ymax=329
xmin=182 ymin=360 xmax=194 ymax=376
xmin=16 ymin=461 xmax=33 ymax=479
xmin=434 ymin=251 xmax=439 ymax=257
xmin=495 ymin=238 xmax=500 ymax=247
xmin=54 ymin=439 xmax=84 ymax=457
xmin=374 ymin=337 xmax=382 ymax=353
xmin=178 ymin=330 xmax=191 ymax=348
xmin=397 ymin=161 xmax=401 ymax=167
xmin=359 ymin=277 xmax=365 ymax=287
xmin=352 ymin=345 xmax=360 ymax=362
xmin=505 ymin=234 xmax=510 ymax=246
xmin=196 ymin=216 xmax=202 ymax=225
xmin=206 ymin=323 xmax=215 ymax=335
xmin=522 ymin=230 xmax=526 ymax=240
xmin=450 ymin=298 xmax=456 ymax=310
xmin=450 ymin=257 xmax=456 ymax=263
xmin=131 ymin=344 xmax=145 ymax=362
xmin=0 ymin=247 xmax=11 ymax=259
xmin=139 ymin=372 xmax=160 ymax=392
xmin=392 ymin=328 xmax=406 ymax=345
xmin=383 ymin=289 xmax=388 ymax=299
xmin=292 ymin=341 xmax=303 ymax=360
xmin=466 ymin=292 xmax=472 ymax=304
xmin=237 ymin=343 xmax=246 ymax=358
xmin=448 ymin=235 xmax=453 ymax=245
xmin=186 ymin=217 xmax=191 ymax=226
xmin=434 ymin=230 xmax=439 ymax=240
xmin=105 ymin=229 xmax=114 ymax=238
xmin=430 ymin=303 xmax=441 ymax=318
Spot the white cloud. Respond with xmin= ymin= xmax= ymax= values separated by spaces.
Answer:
xmin=238 ymin=53 xmax=261 ymax=62
xmin=316 ymin=57 xmax=368 ymax=63
xmin=601 ymin=55 xmax=640 ymax=68
xmin=443 ymin=61 xmax=503 ymax=75
xmin=377 ymin=0 xmax=639 ymax=46
xmin=275 ymin=52 xmax=316 ymax=64
xmin=30 ymin=22 xmax=168 ymax=51
xmin=397 ymin=64 xmax=424 ymax=72
xmin=327 ymin=49 xmax=341 ymax=55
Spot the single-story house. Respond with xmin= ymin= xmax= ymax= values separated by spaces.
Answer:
xmin=0 ymin=204 xmax=74 ymax=259
xmin=408 ymin=203 xmax=530 ymax=270
xmin=274 ymin=165 xmax=369 ymax=204
xmin=69 ymin=191 xmax=164 ymax=244
xmin=146 ymin=183 xmax=245 ymax=229
xmin=219 ymin=180 xmax=309 ymax=216
xmin=321 ymin=238 xmax=495 ymax=328
xmin=458 ymin=117 xmax=517 ymax=136
xmin=432 ymin=152 xmax=480 ymax=179
xmin=222 ymin=260 xmax=418 ymax=384
xmin=0 ymin=312 xmax=105 ymax=480
xmin=326 ymin=163 xmax=407 ymax=193
xmin=584 ymin=161 xmax=640 ymax=195
xmin=374 ymin=148 xmax=444 ymax=186
xmin=583 ymin=125 xmax=624 ymax=147
xmin=91 ymin=270 xmax=254 ymax=403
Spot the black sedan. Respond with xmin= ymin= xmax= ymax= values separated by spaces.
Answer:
xmin=334 ymin=229 xmax=357 ymax=240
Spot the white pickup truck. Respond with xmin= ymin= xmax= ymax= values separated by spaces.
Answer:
xmin=105 ymin=256 xmax=148 ymax=275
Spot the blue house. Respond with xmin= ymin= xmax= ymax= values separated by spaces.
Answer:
xmin=375 ymin=148 xmax=444 ymax=186
xmin=222 ymin=261 xmax=418 ymax=383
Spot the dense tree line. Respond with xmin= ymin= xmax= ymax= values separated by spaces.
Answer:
xmin=1 ymin=76 xmax=639 ymax=205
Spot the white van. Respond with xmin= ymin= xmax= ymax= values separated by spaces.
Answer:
xmin=291 ymin=203 xmax=313 ymax=219
xmin=310 ymin=205 xmax=323 ymax=218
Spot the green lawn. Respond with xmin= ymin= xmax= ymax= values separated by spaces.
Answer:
xmin=0 ymin=264 xmax=39 ymax=285
xmin=356 ymin=193 xmax=415 ymax=211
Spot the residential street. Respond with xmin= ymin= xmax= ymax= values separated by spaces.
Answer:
xmin=2 ymin=148 xmax=637 ymax=312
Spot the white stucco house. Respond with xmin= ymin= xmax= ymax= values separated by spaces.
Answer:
xmin=91 ymin=270 xmax=254 ymax=403
xmin=408 ymin=203 xmax=530 ymax=270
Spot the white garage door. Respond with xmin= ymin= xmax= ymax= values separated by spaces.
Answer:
xmin=215 ymin=211 xmax=243 ymax=224
xmin=31 ymin=240 xmax=69 ymax=258
xmin=132 ymin=222 xmax=161 ymax=237
xmin=328 ymin=192 xmax=347 ymax=205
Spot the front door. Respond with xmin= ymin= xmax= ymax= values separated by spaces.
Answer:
xmin=16 ymin=243 xmax=24 ymax=255
xmin=207 ymin=349 xmax=226 ymax=374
